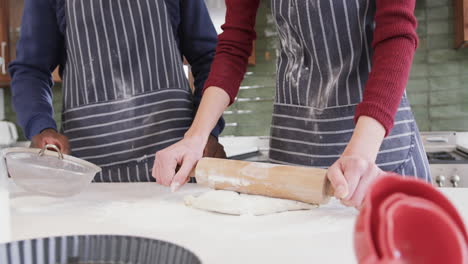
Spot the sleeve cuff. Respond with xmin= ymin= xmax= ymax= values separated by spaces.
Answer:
xmin=203 ymin=77 xmax=242 ymax=106
xmin=25 ymin=114 xmax=57 ymax=140
xmin=354 ymin=102 xmax=394 ymax=137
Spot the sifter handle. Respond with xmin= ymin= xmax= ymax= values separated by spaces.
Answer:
xmin=38 ymin=144 xmax=64 ymax=160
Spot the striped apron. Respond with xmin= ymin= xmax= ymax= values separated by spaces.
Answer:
xmin=61 ymin=0 xmax=193 ymax=182
xmin=269 ymin=0 xmax=431 ymax=181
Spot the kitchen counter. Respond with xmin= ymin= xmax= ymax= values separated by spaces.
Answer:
xmin=5 ymin=182 xmax=468 ymax=264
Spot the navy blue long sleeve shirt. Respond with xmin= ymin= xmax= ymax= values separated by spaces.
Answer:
xmin=9 ymin=0 xmax=224 ymax=140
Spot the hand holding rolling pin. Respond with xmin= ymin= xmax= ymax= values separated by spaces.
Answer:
xmin=153 ymin=135 xmax=205 ymax=190
xmin=153 ymin=87 xmax=230 ymax=191
xmin=153 ymin=135 xmax=225 ymax=191
xmin=154 ymin=88 xmax=388 ymax=208
xmin=327 ymin=156 xmax=386 ymax=208
xmin=327 ymin=116 xmax=387 ymax=208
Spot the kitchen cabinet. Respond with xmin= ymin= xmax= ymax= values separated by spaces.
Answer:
xmin=454 ymin=0 xmax=468 ymax=48
xmin=0 ymin=0 xmax=61 ymax=86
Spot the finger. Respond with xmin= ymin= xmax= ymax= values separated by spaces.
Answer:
xmin=171 ymin=156 xmax=197 ymax=192
xmin=42 ymin=136 xmax=64 ymax=151
xmin=153 ymin=151 xmax=178 ymax=186
xmin=152 ymin=144 xmax=178 ymax=184
xmin=31 ymin=136 xmax=47 ymax=149
xmin=151 ymin=155 xmax=161 ymax=183
xmin=347 ymin=181 xmax=369 ymax=209
xmin=349 ymin=166 xmax=381 ymax=208
xmin=160 ymin=157 xmax=178 ymax=186
xmin=151 ymin=157 xmax=163 ymax=184
xmin=62 ymin=145 xmax=71 ymax=155
xmin=342 ymin=159 xmax=368 ymax=200
xmin=30 ymin=140 xmax=40 ymax=149
xmin=153 ymin=158 xmax=169 ymax=186
xmin=327 ymin=164 xmax=348 ymax=199
xmin=60 ymin=137 xmax=71 ymax=154
xmin=30 ymin=132 xmax=43 ymax=148
xmin=340 ymin=198 xmax=355 ymax=208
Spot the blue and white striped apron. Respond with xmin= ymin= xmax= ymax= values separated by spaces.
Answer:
xmin=269 ymin=0 xmax=431 ymax=181
xmin=61 ymin=0 xmax=193 ymax=182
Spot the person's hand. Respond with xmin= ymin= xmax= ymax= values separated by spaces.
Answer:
xmin=204 ymin=135 xmax=227 ymax=158
xmin=30 ymin=128 xmax=71 ymax=154
xmin=327 ymin=155 xmax=387 ymax=208
xmin=153 ymin=135 xmax=207 ymax=191
xmin=153 ymin=86 xmax=230 ymax=191
xmin=326 ymin=116 xmax=386 ymax=208
xmin=153 ymin=135 xmax=227 ymax=191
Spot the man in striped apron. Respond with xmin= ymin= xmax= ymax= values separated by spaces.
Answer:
xmin=9 ymin=0 xmax=225 ymax=182
xmin=155 ymin=0 xmax=431 ymax=208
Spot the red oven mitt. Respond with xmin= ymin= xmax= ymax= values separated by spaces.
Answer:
xmin=354 ymin=175 xmax=468 ymax=264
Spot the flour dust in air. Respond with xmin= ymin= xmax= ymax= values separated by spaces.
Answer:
xmin=184 ymin=190 xmax=318 ymax=216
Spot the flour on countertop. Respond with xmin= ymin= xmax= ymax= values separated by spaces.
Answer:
xmin=184 ymin=190 xmax=318 ymax=216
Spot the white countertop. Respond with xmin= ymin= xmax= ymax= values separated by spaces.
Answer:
xmin=5 ymin=182 xmax=468 ymax=264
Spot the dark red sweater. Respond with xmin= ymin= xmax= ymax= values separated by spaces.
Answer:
xmin=204 ymin=0 xmax=418 ymax=136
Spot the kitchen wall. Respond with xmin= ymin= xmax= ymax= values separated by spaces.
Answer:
xmin=221 ymin=1 xmax=277 ymax=136
xmin=408 ymin=0 xmax=468 ymax=131
xmin=2 ymin=0 xmax=468 ymax=140
xmin=226 ymin=0 xmax=468 ymax=135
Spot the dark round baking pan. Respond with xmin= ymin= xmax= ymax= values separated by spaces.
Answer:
xmin=0 ymin=235 xmax=201 ymax=264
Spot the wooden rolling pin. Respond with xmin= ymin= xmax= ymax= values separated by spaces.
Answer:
xmin=190 ymin=158 xmax=334 ymax=205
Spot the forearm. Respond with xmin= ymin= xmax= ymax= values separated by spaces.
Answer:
xmin=185 ymin=87 xmax=230 ymax=142
xmin=203 ymin=0 xmax=260 ymax=105
xmin=10 ymin=76 xmax=57 ymax=139
xmin=153 ymin=86 xmax=229 ymax=188
xmin=9 ymin=0 xmax=63 ymax=139
xmin=343 ymin=116 xmax=385 ymax=161
xmin=192 ymin=71 xmax=226 ymax=139
xmin=354 ymin=0 xmax=417 ymax=136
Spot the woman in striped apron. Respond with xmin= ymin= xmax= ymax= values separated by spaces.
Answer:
xmin=9 ymin=0 xmax=225 ymax=182
xmin=154 ymin=0 xmax=431 ymax=207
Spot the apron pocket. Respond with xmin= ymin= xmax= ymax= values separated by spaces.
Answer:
xmin=269 ymin=102 xmax=417 ymax=171
xmin=270 ymin=103 xmax=355 ymax=167
xmin=63 ymin=89 xmax=194 ymax=168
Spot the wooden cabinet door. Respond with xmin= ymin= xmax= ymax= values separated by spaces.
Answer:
xmin=0 ymin=0 xmax=10 ymax=84
xmin=0 ymin=0 xmax=61 ymax=86
xmin=455 ymin=0 xmax=468 ymax=48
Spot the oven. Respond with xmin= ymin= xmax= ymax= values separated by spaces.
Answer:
xmin=421 ymin=132 xmax=468 ymax=188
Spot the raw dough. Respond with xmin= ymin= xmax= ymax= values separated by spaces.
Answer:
xmin=184 ymin=190 xmax=318 ymax=216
